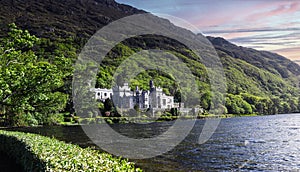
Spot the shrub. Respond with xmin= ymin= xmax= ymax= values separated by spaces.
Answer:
xmin=11 ymin=113 xmax=39 ymax=126
xmin=0 ymin=130 xmax=142 ymax=172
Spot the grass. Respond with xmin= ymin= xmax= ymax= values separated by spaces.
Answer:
xmin=67 ymin=113 xmax=260 ymax=125
xmin=0 ymin=130 xmax=142 ymax=172
xmin=218 ymin=113 xmax=259 ymax=118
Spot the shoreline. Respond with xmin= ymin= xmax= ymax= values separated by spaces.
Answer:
xmin=1 ymin=113 xmax=296 ymax=129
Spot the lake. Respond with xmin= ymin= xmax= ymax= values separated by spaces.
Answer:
xmin=8 ymin=114 xmax=300 ymax=171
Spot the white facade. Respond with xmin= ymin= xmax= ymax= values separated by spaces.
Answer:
xmin=92 ymin=80 xmax=178 ymax=110
xmin=93 ymin=88 xmax=113 ymax=100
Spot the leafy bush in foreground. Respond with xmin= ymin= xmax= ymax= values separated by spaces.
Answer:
xmin=0 ymin=130 xmax=142 ymax=171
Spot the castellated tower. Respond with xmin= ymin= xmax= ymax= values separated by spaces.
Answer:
xmin=149 ymin=80 xmax=154 ymax=92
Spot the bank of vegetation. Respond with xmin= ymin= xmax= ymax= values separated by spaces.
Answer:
xmin=0 ymin=130 xmax=141 ymax=171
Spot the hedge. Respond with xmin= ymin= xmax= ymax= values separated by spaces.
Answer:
xmin=0 ymin=130 xmax=142 ymax=171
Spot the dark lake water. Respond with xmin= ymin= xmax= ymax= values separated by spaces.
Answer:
xmin=7 ymin=114 xmax=300 ymax=171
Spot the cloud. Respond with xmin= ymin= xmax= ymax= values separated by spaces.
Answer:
xmin=228 ymin=34 xmax=300 ymax=45
xmin=245 ymin=45 xmax=265 ymax=49
xmin=272 ymin=47 xmax=300 ymax=60
xmin=204 ymin=27 xmax=300 ymax=60
xmin=203 ymin=27 xmax=300 ymax=34
xmin=246 ymin=2 xmax=300 ymax=21
xmin=194 ymin=16 xmax=234 ymax=28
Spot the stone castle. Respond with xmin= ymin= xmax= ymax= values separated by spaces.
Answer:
xmin=91 ymin=80 xmax=182 ymax=110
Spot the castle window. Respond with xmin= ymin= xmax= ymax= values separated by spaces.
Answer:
xmin=104 ymin=93 xmax=107 ymax=96
xmin=163 ymin=99 xmax=166 ymax=106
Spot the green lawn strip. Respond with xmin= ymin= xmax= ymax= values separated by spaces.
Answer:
xmin=0 ymin=130 xmax=142 ymax=172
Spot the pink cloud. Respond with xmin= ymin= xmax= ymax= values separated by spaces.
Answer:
xmin=284 ymin=21 xmax=300 ymax=28
xmin=195 ymin=16 xmax=233 ymax=28
xmin=246 ymin=2 xmax=300 ymax=21
xmin=287 ymin=2 xmax=300 ymax=13
xmin=211 ymin=32 xmax=255 ymax=40
xmin=273 ymin=46 xmax=300 ymax=60
xmin=193 ymin=1 xmax=289 ymax=30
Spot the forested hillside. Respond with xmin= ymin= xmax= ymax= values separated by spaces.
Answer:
xmin=1 ymin=0 xmax=300 ymax=126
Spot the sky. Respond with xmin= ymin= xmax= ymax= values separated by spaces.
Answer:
xmin=116 ymin=0 xmax=300 ymax=61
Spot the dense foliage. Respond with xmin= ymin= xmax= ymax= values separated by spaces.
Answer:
xmin=0 ymin=130 xmax=141 ymax=171
xmin=0 ymin=24 xmax=75 ymax=126
xmin=217 ymin=40 xmax=300 ymax=115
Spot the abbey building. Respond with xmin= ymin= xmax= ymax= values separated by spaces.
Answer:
xmin=92 ymin=80 xmax=181 ymax=110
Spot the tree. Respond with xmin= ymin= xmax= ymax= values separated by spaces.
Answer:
xmin=200 ymin=92 xmax=212 ymax=110
xmin=0 ymin=24 xmax=68 ymax=126
xmin=104 ymin=98 xmax=113 ymax=112
xmin=225 ymin=94 xmax=252 ymax=115
xmin=241 ymin=101 xmax=252 ymax=114
xmin=281 ymin=102 xmax=291 ymax=114
xmin=288 ymin=98 xmax=298 ymax=113
xmin=270 ymin=97 xmax=280 ymax=114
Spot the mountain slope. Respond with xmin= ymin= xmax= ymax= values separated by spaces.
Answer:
xmin=206 ymin=37 xmax=300 ymax=94
xmin=207 ymin=36 xmax=300 ymax=78
xmin=0 ymin=0 xmax=145 ymax=39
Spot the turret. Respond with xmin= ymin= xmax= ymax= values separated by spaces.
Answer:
xmin=135 ymin=86 xmax=140 ymax=95
xmin=149 ymin=80 xmax=154 ymax=92
xmin=135 ymin=86 xmax=140 ymax=104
